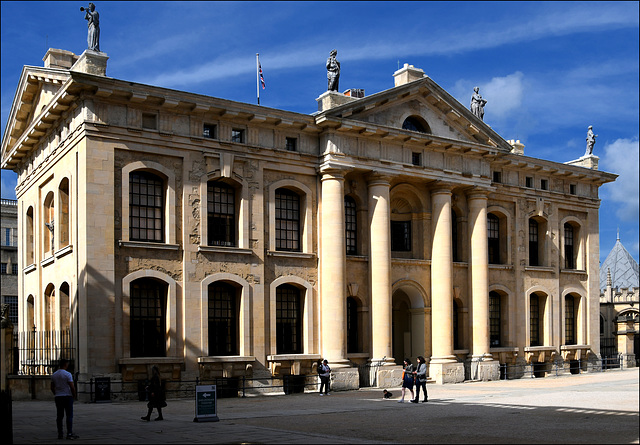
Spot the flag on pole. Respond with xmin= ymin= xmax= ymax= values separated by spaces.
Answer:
xmin=259 ymin=62 xmax=266 ymax=90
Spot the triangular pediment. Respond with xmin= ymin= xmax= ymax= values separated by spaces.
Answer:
xmin=1 ymin=66 xmax=71 ymax=164
xmin=317 ymin=77 xmax=512 ymax=151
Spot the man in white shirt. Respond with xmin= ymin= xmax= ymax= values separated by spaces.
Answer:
xmin=50 ymin=358 xmax=78 ymax=440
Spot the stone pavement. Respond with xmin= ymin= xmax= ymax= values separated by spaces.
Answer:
xmin=10 ymin=368 xmax=639 ymax=444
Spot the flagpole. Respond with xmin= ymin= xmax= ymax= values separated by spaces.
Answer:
xmin=256 ymin=53 xmax=260 ymax=106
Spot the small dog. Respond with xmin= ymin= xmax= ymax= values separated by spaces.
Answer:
xmin=383 ymin=389 xmax=393 ymax=399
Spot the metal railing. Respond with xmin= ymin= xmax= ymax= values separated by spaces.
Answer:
xmin=83 ymin=375 xmax=322 ymax=402
xmin=14 ymin=327 xmax=75 ymax=376
xmin=499 ymin=355 xmax=624 ymax=379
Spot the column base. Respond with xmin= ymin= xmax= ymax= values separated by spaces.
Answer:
xmin=429 ymin=361 xmax=465 ymax=384
xmin=466 ymin=357 xmax=500 ymax=381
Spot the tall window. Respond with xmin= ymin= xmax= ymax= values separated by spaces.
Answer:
xmin=529 ymin=219 xmax=539 ymax=266
xmin=59 ymin=178 xmax=70 ymax=248
xmin=130 ymin=172 xmax=164 ymax=242
xmin=453 ymin=300 xmax=460 ymax=350
xmin=347 ymin=297 xmax=359 ymax=353
xmin=452 ymin=209 xmax=459 ymax=262
xmin=130 ymin=278 xmax=167 ymax=357
xmin=487 ymin=214 xmax=500 ymax=264
xmin=391 ymin=220 xmax=411 ymax=251
xmin=564 ymin=223 xmax=575 ymax=269
xmin=275 ymin=189 xmax=300 ymax=252
xmin=530 ymin=294 xmax=541 ymax=347
xmin=26 ymin=206 xmax=34 ymax=264
xmin=208 ymin=282 xmax=238 ymax=356
xmin=345 ymin=196 xmax=357 ymax=255
xmin=2 ymin=295 xmax=18 ymax=327
xmin=489 ymin=291 xmax=501 ymax=347
xmin=276 ymin=285 xmax=302 ymax=354
xmin=207 ymin=181 xmax=236 ymax=247
xmin=4 ymin=228 xmax=10 ymax=246
xmin=43 ymin=192 xmax=54 ymax=256
xmin=565 ymin=295 xmax=576 ymax=345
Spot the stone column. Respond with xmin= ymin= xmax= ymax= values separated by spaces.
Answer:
xmin=429 ymin=186 xmax=464 ymax=383
xmin=320 ymin=169 xmax=348 ymax=366
xmin=467 ymin=191 xmax=499 ymax=380
xmin=367 ymin=174 xmax=393 ymax=362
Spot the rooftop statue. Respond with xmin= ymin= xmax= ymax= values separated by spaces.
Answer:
xmin=470 ymin=87 xmax=487 ymax=120
xmin=585 ymin=125 xmax=597 ymax=156
xmin=326 ymin=49 xmax=340 ymax=92
xmin=81 ymin=3 xmax=100 ymax=52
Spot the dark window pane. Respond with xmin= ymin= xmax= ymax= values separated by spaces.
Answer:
xmin=207 ymin=182 xmax=236 ymax=247
xmin=275 ymin=189 xmax=300 ymax=251
xmin=208 ymin=282 xmax=238 ymax=355
xmin=345 ymin=197 xmax=357 ymax=255
xmin=391 ymin=220 xmax=411 ymax=252
xmin=130 ymin=279 xmax=167 ymax=357
xmin=276 ymin=285 xmax=301 ymax=354
xmin=130 ymin=172 xmax=164 ymax=242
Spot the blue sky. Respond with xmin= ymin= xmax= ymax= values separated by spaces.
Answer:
xmin=1 ymin=1 xmax=638 ymax=263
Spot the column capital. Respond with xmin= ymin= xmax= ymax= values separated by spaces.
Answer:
xmin=319 ymin=167 xmax=347 ymax=181
xmin=366 ymin=171 xmax=393 ymax=187
xmin=466 ymin=187 xmax=491 ymax=201
xmin=430 ymin=182 xmax=455 ymax=196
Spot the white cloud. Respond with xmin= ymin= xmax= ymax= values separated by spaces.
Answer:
xmin=600 ymin=137 xmax=640 ymax=221
xmin=481 ymin=72 xmax=525 ymax=119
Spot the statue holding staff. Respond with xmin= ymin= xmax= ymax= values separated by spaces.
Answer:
xmin=470 ymin=86 xmax=487 ymax=120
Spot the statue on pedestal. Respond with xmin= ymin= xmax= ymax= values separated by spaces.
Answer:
xmin=585 ymin=125 xmax=597 ymax=156
xmin=81 ymin=3 xmax=100 ymax=52
xmin=326 ymin=49 xmax=340 ymax=92
xmin=471 ymin=87 xmax=487 ymax=121
xmin=45 ymin=220 xmax=54 ymax=252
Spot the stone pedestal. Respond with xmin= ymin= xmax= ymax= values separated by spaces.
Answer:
xmin=565 ymin=154 xmax=599 ymax=170
xmin=71 ymin=50 xmax=109 ymax=76
xmin=316 ymin=91 xmax=358 ymax=112
xmin=376 ymin=364 xmax=403 ymax=389
xmin=330 ymin=367 xmax=360 ymax=391
xmin=429 ymin=362 xmax=465 ymax=384
xmin=467 ymin=358 xmax=500 ymax=381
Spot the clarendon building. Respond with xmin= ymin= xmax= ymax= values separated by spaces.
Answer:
xmin=0 ymin=49 xmax=619 ymax=398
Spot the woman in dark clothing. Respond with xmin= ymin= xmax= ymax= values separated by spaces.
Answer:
xmin=141 ymin=366 xmax=166 ymax=421
xmin=398 ymin=358 xmax=415 ymax=403
xmin=411 ymin=356 xmax=428 ymax=403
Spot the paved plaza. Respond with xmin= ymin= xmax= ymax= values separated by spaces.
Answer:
xmin=9 ymin=368 xmax=639 ymax=444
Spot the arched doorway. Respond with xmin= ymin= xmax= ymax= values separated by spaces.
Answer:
xmin=391 ymin=282 xmax=429 ymax=365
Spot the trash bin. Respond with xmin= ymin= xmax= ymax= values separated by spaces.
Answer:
xmin=569 ymin=360 xmax=580 ymax=375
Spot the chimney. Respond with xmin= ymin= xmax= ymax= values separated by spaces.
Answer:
xmin=43 ymin=48 xmax=79 ymax=69
xmin=393 ymin=63 xmax=425 ymax=87
xmin=508 ymin=139 xmax=525 ymax=155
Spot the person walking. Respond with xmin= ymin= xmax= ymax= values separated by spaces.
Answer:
xmin=411 ymin=356 xmax=428 ymax=403
xmin=50 ymin=358 xmax=79 ymax=440
xmin=398 ymin=358 xmax=415 ymax=403
xmin=318 ymin=359 xmax=331 ymax=395
xmin=141 ymin=366 xmax=166 ymax=421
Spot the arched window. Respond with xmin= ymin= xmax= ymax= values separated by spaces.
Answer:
xmin=564 ymin=223 xmax=575 ymax=269
xmin=530 ymin=293 xmax=543 ymax=347
xmin=27 ymin=295 xmax=35 ymax=331
xmin=275 ymin=189 xmax=300 ymax=252
xmin=402 ymin=116 xmax=431 ymax=134
xmin=276 ymin=284 xmax=302 ymax=354
xmin=347 ymin=297 xmax=359 ymax=353
xmin=59 ymin=282 xmax=70 ymax=330
xmin=130 ymin=278 xmax=167 ymax=357
xmin=44 ymin=283 xmax=55 ymax=331
xmin=565 ymin=295 xmax=576 ymax=345
xmin=452 ymin=208 xmax=459 ymax=262
xmin=207 ymin=181 xmax=237 ymax=247
xmin=26 ymin=206 xmax=34 ymax=265
xmin=453 ymin=300 xmax=461 ymax=350
xmin=208 ymin=282 xmax=239 ymax=355
xmin=529 ymin=218 xmax=539 ymax=266
xmin=130 ymin=171 xmax=164 ymax=243
xmin=489 ymin=291 xmax=501 ymax=347
xmin=345 ymin=196 xmax=357 ymax=255
xmin=58 ymin=178 xmax=70 ymax=248
xmin=43 ymin=192 xmax=55 ymax=256
xmin=487 ymin=213 xmax=500 ymax=264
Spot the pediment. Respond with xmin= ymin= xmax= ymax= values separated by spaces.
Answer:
xmin=2 ymin=66 xmax=70 ymax=159
xmin=318 ymin=77 xmax=512 ymax=151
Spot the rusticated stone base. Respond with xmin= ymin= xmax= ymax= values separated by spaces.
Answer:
xmin=429 ymin=362 xmax=465 ymax=384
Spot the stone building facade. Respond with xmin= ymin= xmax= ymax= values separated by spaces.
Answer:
xmin=599 ymin=237 xmax=639 ymax=367
xmin=1 ymin=198 xmax=19 ymax=328
xmin=1 ymin=50 xmax=617 ymax=396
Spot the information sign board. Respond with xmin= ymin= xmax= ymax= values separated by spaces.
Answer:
xmin=193 ymin=384 xmax=219 ymax=422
